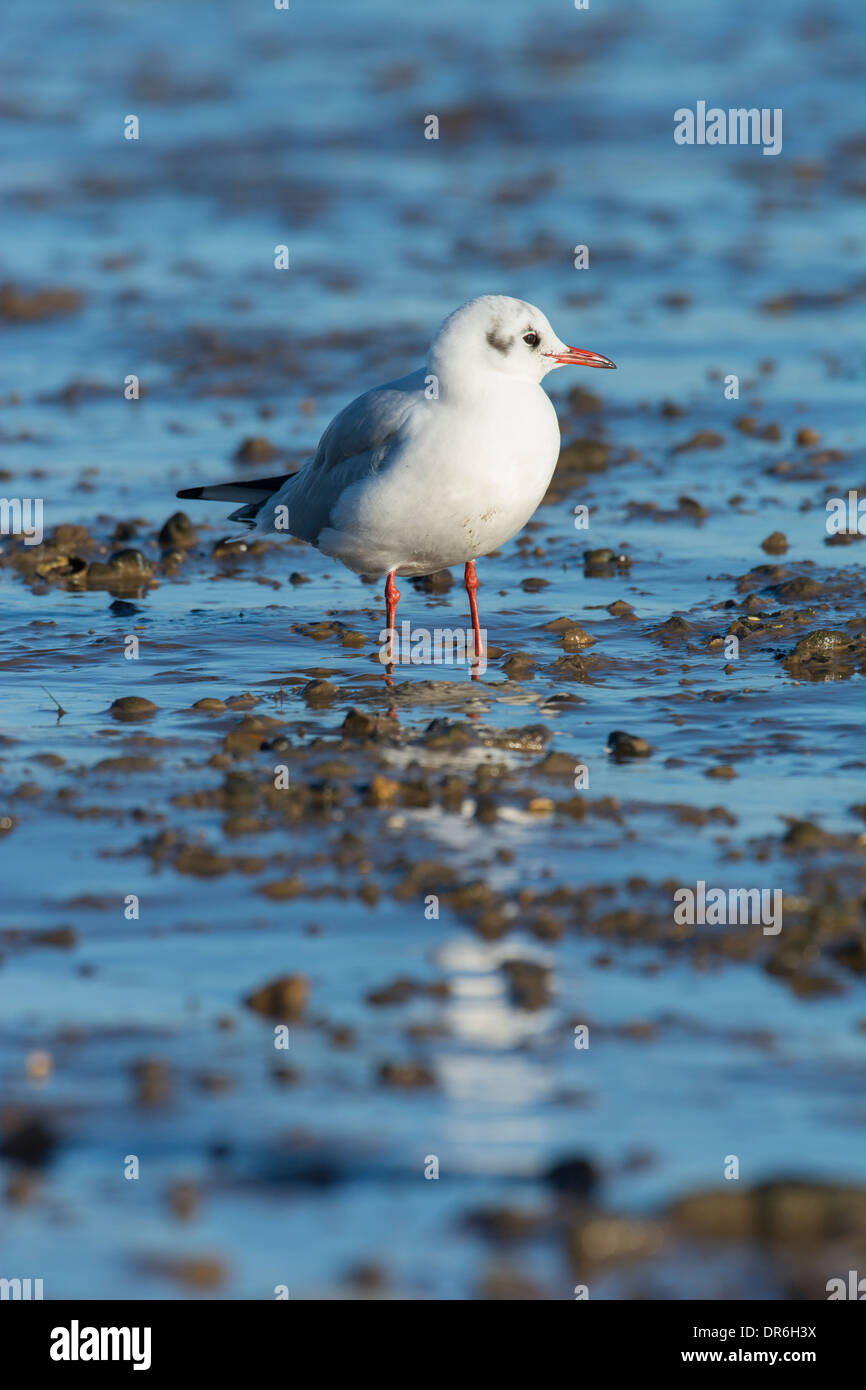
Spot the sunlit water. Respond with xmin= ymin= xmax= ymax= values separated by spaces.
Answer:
xmin=1 ymin=0 xmax=864 ymax=1298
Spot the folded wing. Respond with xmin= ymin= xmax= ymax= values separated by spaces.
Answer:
xmin=176 ymin=369 xmax=426 ymax=537
xmin=256 ymin=369 xmax=426 ymax=542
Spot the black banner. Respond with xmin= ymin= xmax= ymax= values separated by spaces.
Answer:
xmin=1 ymin=1299 xmax=860 ymax=1374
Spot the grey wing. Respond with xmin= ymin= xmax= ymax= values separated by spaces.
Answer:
xmin=260 ymin=369 xmax=426 ymax=543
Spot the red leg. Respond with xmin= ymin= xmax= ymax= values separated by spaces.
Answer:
xmin=464 ymin=560 xmax=483 ymax=660
xmin=385 ymin=568 xmax=401 ymax=664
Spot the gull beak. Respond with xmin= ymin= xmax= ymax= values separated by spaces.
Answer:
xmin=544 ymin=346 xmax=617 ymax=369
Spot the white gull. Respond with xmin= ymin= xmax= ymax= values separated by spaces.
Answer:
xmin=178 ymin=294 xmax=615 ymax=658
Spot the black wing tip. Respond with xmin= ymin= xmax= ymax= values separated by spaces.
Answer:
xmin=176 ymin=474 xmax=293 ymax=504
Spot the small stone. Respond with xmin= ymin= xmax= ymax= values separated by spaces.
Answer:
xmin=378 ymin=1060 xmax=436 ymax=1089
xmin=223 ymin=729 xmax=263 ymax=757
xmin=109 ymin=696 xmax=158 ymax=721
xmin=672 ymin=430 xmax=725 ymax=453
xmin=0 ymin=283 xmax=84 ymax=321
xmin=131 ymin=1058 xmax=171 ymax=1108
xmin=502 ymin=652 xmax=536 ymax=679
xmin=535 ymin=751 xmax=578 ymax=778
xmin=0 ymin=1112 xmax=59 ymax=1168
xmin=774 ymin=576 xmax=823 ymax=601
xmin=257 ymin=877 xmax=305 ymax=901
xmin=410 ymin=569 xmax=453 ymax=593
xmin=546 ymin=1155 xmax=599 ymax=1198
xmin=342 ymin=708 xmax=384 ymax=739
xmin=761 ymin=531 xmax=788 ymax=554
xmin=366 ymin=775 xmax=400 ymax=807
xmin=783 ymin=820 xmax=829 ymax=850
xmin=244 ymin=974 xmax=308 ymax=1019
xmin=158 ymin=511 xmax=198 ymax=548
xmin=670 ymin=1180 xmax=866 ymax=1242
xmin=607 ymin=730 xmax=653 ymax=759
xmin=677 ymin=495 xmax=710 ymax=518
xmin=195 ymin=1072 xmax=235 ymax=1093
xmin=560 ymin=625 xmax=596 ymax=649
xmin=301 ymin=679 xmax=337 ymax=706
xmin=792 ymin=630 xmax=850 ymax=659
xmin=143 ymin=1255 xmax=227 ymax=1289
xmin=234 ymin=436 xmax=277 ymax=463
xmin=366 ymin=977 xmax=418 ymax=1007
xmin=529 ymin=910 xmax=566 ymax=941
xmin=502 ymin=959 xmax=551 ymax=1010
xmin=87 ymin=549 xmax=153 ymax=588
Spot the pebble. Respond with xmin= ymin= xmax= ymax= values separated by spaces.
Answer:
xmin=109 ymin=696 xmax=158 ymax=721
xmin=244 ymin=974 xmax=309 ymax=1019
xmin=607 ymin=730 xmax=653 ymax=759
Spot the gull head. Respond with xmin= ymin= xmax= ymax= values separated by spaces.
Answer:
xmin=429 ymin=295 xmax=616 ymax=387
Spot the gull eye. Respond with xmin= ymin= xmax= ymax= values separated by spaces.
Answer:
xmin=523 ymin=330 xmax=540 ymax=348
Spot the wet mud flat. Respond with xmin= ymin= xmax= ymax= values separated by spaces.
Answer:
xmin=1 ymin=0 xmax=866 ymax=1298
xmin=2 ymin=387 xmax=865 ymax=1298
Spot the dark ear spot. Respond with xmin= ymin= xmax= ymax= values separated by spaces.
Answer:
xmin=486 ymin=327 xmax=514 ymax=354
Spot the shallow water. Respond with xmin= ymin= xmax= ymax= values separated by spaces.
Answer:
xmin=1 ymin=0 xmax=865 ymax=1299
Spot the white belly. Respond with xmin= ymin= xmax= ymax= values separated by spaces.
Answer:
xmin=319 ymin=382 xmax=561 ymax=576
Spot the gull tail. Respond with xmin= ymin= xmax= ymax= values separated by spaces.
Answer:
xmin=177 ymin=473 xmax=292 ymax=526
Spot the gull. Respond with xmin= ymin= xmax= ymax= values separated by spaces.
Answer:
xmin=177 ymin=295 xmax=615 ymax=661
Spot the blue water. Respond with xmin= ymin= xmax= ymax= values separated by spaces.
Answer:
xmin=1 ymin=0 xmax=864 ymax=1299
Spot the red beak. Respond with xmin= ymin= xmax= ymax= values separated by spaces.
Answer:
xmin=545 ymin=346 xmax=616 ymax=369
